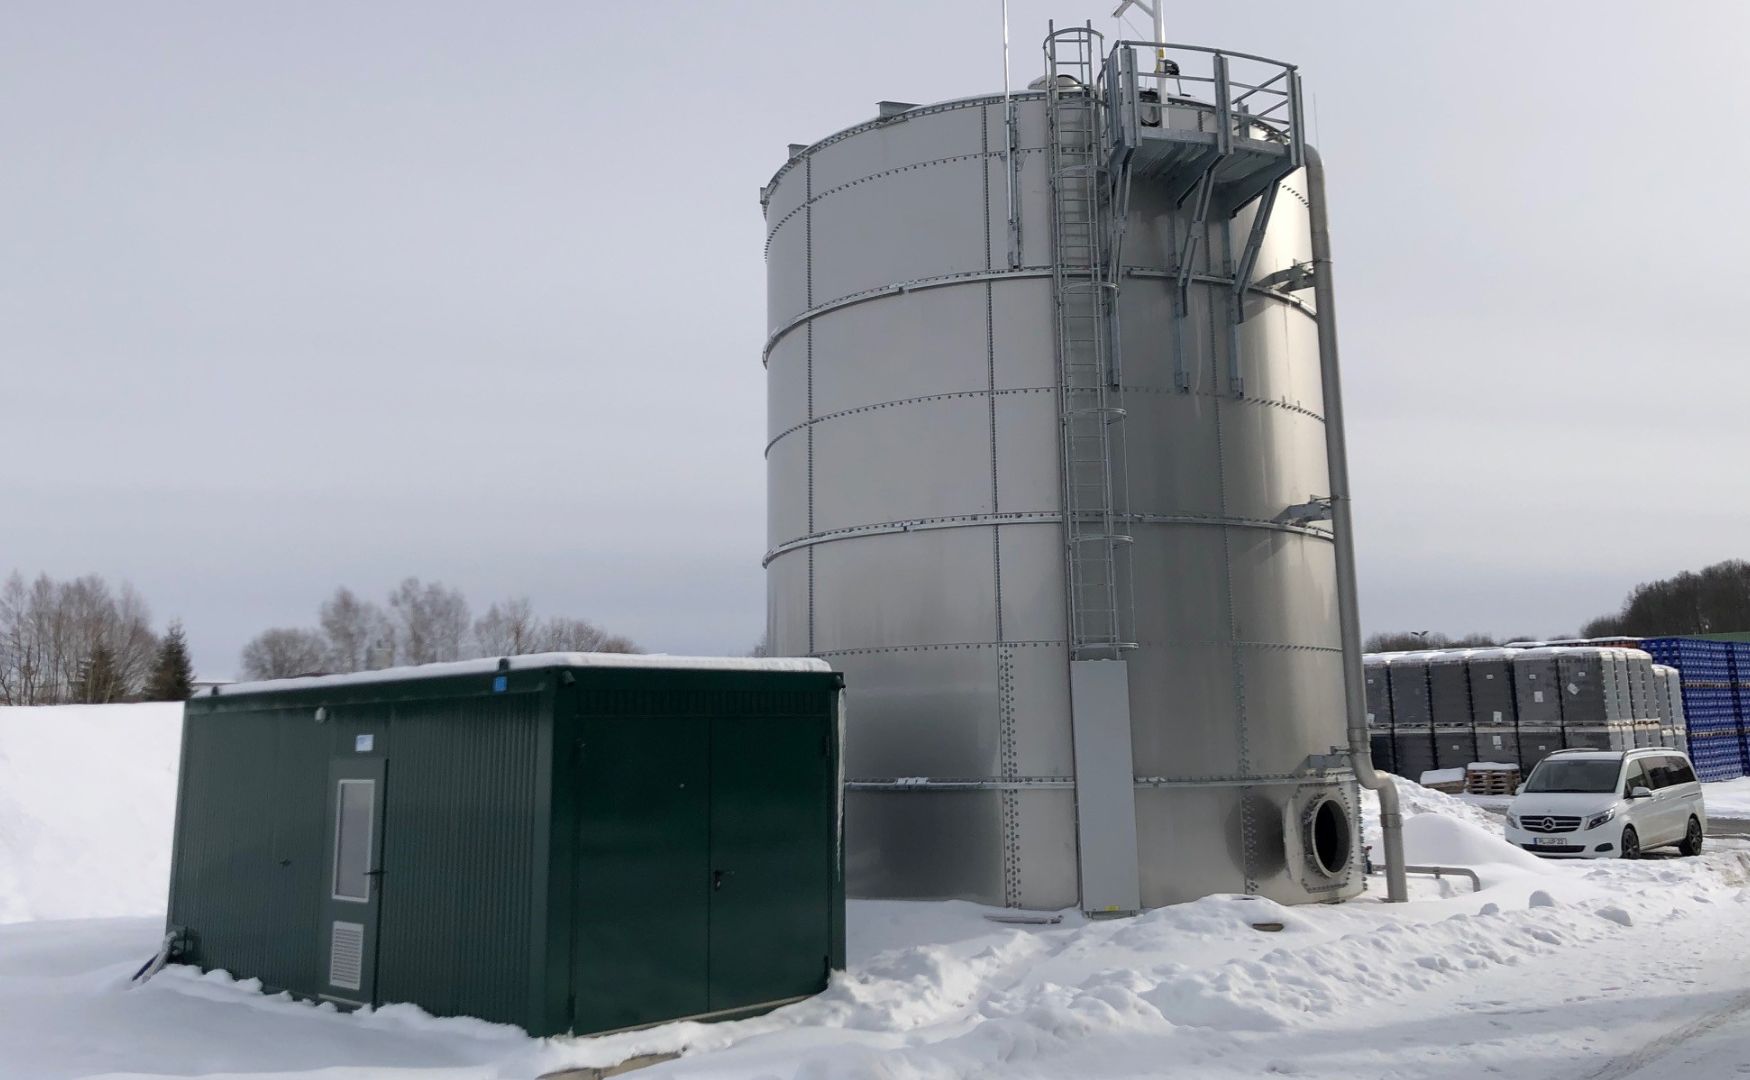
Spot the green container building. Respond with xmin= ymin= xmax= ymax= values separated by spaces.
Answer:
xmin=166 ymin=654 xmax=846 ymax=1037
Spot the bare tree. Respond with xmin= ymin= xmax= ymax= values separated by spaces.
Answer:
xmin=535 ymin=616 xmax=637 ymax=654
xmin=320 ymin=587 xmax=393 ymax=671
xmin=235 ymin=583 xmax=641 ymax=679
xmin=473 ymin=597 xmax=541 ymax=655
xmin=1362 ymin=630 xmax=1524 ymax=653
xmin=0 ymin=571 xmax=159 ymax=704
xmin=387 ymin=578 xmax=470 ymax=665
xmin=239 ymin=628 xmax=330 ymax=680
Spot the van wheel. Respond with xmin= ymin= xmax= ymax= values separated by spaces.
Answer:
xmin=1620 ymin=825 xmax=1640 ymax=860
xmin=1680 ymin=817 xmax=1704 ymax=857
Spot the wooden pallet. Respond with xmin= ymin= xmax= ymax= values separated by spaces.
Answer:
xmin=1465 ymin=765 xmax=1521 ymax=796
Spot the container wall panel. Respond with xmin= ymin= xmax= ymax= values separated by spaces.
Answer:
xmin=375 ymin=691 xmax=544 ymax=1028
xmin=169 ymin=707 xmax=329 ymax=997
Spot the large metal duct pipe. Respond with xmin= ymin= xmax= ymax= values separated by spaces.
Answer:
xmin=1305 ymin=145 xmax=1407 ymax=903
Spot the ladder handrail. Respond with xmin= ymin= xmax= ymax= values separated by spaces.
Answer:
xmin=1045 ymin=25 xmax=1136 ymax=660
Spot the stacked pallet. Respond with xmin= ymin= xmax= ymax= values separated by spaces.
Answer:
xmin=1465 ymin=763 xmax=1521 ymax=796
xmin=1363 ymin=645 xmax=1683 ymax=780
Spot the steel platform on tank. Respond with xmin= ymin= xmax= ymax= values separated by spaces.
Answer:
xmin=1124 ymin=127 xmax=1293 ymax=206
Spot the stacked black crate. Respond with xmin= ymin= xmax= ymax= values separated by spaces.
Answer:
xmin=1468 ymin=648 xmax=1521 ymax=768
xmin=1513 ymin=648 xmax=1564 ymax=768
xmin=1428 ymin=652 xmax=1477 ymax=770
xmin=1387 ymin=653 xmax=1436 ymax=781
xmin=1364 ymin=655 xmax=1396 ymax=775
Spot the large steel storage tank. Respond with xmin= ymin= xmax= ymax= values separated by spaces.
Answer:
xmin=763 ymin=29 xmax=1365 ymax=911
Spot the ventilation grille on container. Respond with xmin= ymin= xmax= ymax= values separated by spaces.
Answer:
xmin=329 ymin=921 xmax=364 ymax=991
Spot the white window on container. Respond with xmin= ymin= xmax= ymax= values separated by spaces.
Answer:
xmin=332 ymin=779 xmax=375 ymax=902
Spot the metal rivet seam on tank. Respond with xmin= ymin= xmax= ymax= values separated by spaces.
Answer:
xmin=1134 ymin=773 xmax=1357 ymax=788
xmin=982 ymin=106 xmax=1006 ymax=650
xmin=764 ymin=386 xmax=1055 ymax=454
xmin=805 ymin=153 xmax=816 ymax=656
xmin=999 ymin=647 xmax=1022 ymax=907
xmin=764 ymin=510 xmax=1061 ymax=559
xmin=763 ymin=92 xmax=1050 ymax=192
xmin=845 ymin=776 xmax=1074 ymax=788
xmin=1116 ymin=383 xmax=1324 ymax=423
xmin=1209 ymin=288 xmax=1258 ymax=892
xmin=762 ymin=270 xmax=1308 ymax=363
xmin=763 ymin=267 xmax=1054 ymax=361
xmin=812 ymin=641 xmax=1062 ymax=658
xmin=763 ymin=510 xmax=1335 ymax=567
xmin=983 ymin=103 xmax=1025 ymax=909
xmin=1130 ymin=638 xmax=1341 ymax=655
xmin=764 ymin=148 xmax=1049 ymax=254
xmin=763 ymin=384 xmax=1326 ymax=455
xmin=765 ymin=386 xmax=1325 ymax=454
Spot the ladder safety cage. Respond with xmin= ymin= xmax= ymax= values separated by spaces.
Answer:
xmin=1044 ymin=24 xmax=1137 ymax=662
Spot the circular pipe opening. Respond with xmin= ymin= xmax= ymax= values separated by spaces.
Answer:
xmin=1309 ymin=797 xmax=1352 ymax=877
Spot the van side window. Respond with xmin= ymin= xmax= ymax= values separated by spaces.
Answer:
xmin=1622 ymin=761 xmax=1648 ymax=796
xmin=1669 ymin=758 xmax=1698 ymax=786
xmin=1642 ymin=757 xmax=1671 ymax=789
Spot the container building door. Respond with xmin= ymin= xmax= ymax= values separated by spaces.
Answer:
xmin=706 ymin=714 xmax=832 ymax=1014
xmin=572 ymin=716 xmax=711 ymax=1033
xmin=318 ymin=757 xmax=385 ymax=1007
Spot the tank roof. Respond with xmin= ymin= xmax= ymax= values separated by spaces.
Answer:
xmin=764 ymin=91 xmax=1043 ymax=194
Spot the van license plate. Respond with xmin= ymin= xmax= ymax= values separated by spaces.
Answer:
xmin=1533 ymin=837 xmax=1567 ymax=847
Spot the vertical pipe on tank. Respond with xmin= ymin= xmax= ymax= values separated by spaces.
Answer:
xmin=1001 ymin=0 xmax=1021 ymax=267
xmin=1305 ymin=146 xmax=1407 ymax=903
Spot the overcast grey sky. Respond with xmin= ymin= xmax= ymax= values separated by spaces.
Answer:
xmin=3 ymin=1 xmax=1746 ymax=675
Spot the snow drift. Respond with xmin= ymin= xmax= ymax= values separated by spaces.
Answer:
xmin=0 ymin=702 xmax=183 ymax=923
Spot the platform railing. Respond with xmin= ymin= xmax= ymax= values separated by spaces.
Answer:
xmin=1102 ymin=41 xmax=1303 ymax=164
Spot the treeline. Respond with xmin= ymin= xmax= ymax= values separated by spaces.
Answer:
xmin=1366 ymin=559 xmax=1750 ymax=651
xmin=240 ymin=578 xmax=639 ymax=680
xmin=1581 ymin=559 xmax=1750 ymax=638
xmin=0 ymin=572 xmax=194 ymax=705
xmin=1362 ymin=631 xmax=1534 ymax=653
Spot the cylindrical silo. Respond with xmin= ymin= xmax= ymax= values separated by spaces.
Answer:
xmin=763 ymin=30 xmax=1361 ymax=911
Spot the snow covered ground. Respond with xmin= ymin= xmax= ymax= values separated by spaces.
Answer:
xmin=0 ymin=702 xmax=181 ymax=924
xmin=9 ymin=704 xmax=1750 ymax=1079
xmin=1696 ymin=777 xmax=1750 ymax=820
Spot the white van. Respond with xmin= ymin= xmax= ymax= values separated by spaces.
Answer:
xmin=1504 ymin=748 xmax=1706 ymax=859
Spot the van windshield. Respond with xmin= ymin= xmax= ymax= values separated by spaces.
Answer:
xmin=1523 ymin=758 xmax=1623 ymax=794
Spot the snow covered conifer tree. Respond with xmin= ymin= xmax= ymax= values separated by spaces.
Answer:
xmin=146 ymin=621 xmax=195 ymax=701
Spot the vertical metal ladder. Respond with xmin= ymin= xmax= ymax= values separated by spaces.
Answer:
xmin=1046 ymin=27 xmax=1135 ymax=661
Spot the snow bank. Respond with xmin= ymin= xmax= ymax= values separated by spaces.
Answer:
xmin=9 ymin=739 xmax=1750 ymax=1077
xmin=0 ymin=702 xmax=183 ymax=923
xmin=1703 ymin=777 xmax=1750 ymax=819
xmin=1360 ymin=774 xmax=1504 ymax=852
xmin=1400 ymin=813 xmax=1547 ymax=874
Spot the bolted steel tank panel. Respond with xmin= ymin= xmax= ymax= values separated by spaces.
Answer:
xmin=765 ymin=39 xmax=1362 ymax=910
